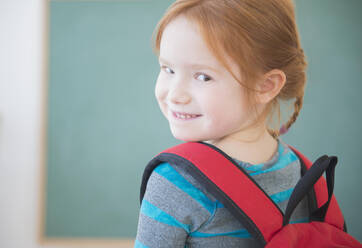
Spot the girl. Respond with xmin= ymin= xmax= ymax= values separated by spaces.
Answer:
xmin=135 ymin=0 xmax=308 ymax=247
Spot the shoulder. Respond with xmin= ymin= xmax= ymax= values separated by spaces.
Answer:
xmin=246 ymin=139 xmax=303 ymax=205
xmin=279 ymin=139 xmax=303 ymax=163
xmin=142 ymin=161 xmax=216 ymax=232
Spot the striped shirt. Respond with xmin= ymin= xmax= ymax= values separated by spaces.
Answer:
xmin=135 ymin=138 xmax=310 ymax=247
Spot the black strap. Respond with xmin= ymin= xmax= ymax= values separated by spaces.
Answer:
xmin=283 ymin=155 xmax=338 ymax=226
xmin=294 ymin=151 xmax=319 ymax=218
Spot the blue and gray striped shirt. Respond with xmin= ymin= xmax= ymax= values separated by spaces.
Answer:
xmin=135 ymin=138 xmax=310 ymax=247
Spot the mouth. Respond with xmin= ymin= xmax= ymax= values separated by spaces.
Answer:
xmin=171 ymin=110 xmax=202 ymax=121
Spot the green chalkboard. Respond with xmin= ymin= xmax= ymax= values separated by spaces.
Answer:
xmin=44 ymin=0 xmax=362 ymax=244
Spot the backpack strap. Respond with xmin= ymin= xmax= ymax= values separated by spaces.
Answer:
xmin=288 ymin=145 xmax=345 ymax=230
xmin=140 ymin=141 xmax=284 ymax=246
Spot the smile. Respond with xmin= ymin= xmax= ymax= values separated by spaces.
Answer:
xmin=172 ymin=111 xmax=202 ymax=120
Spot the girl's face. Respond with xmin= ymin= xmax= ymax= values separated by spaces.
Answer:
xmin=155 ymin=15 xmax=256 ymax=142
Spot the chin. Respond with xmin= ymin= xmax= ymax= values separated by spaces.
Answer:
xmin=173 ymin=135 xmax=200 ymax=142
xmin=171 ymin=130 xmax=216 ymax=143
xmin=171 ymin=131 xmax=202 ymax=142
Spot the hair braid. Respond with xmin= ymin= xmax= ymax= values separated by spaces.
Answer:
xmin=268 ymin=96 xmax=303 ymax=139
xmin=285 ymin=96 xmax=303 ymax=130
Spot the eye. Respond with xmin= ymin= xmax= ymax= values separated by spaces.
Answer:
xmin=196 ymin=73 xmax=212 ymax=82
xmin=160 ymin=65 xmax=174 ymax=74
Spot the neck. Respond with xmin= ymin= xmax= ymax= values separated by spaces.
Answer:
xmin=205 ymin=125 xmax=278 ymax=165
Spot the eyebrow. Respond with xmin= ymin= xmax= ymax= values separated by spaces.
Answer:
xmin=158 ymin=57 xmax=220 ymax=73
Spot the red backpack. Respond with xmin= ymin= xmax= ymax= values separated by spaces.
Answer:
xmin=140 ymin=141 xmax=362 ymax=247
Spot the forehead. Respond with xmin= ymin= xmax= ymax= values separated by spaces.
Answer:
xmin=159 ymin=16 xmax=221 ymax=69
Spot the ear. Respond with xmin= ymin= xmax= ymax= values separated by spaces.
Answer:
xmin=255 ymin=69 xmax=286 ymax=104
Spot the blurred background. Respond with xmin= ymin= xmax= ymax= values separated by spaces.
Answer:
xmin=0 ymin=0 xmax=361 ymax=247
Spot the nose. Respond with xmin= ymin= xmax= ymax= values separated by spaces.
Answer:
xmin=167 ymin=79 xmax=191 ymax=105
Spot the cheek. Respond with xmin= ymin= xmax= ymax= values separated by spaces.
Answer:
xmin=155 ymin=78 xmax=169 ymax=116
xmin=203 ymin=90 xmax=248 ymax=127
xmin=200 ymin=96 xmax=229 ymax=127
xmin=155 ymin=77 xmax=166 ymax=102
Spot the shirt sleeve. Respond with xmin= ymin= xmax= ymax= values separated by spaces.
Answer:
xmin=134 ymin=162 xmax=215 ymax=248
